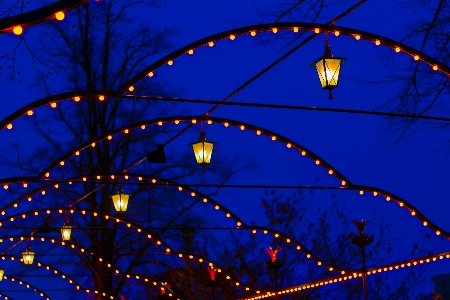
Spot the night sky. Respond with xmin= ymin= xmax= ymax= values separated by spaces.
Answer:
xmin=0 ymin=0 xmax=448 ymax=299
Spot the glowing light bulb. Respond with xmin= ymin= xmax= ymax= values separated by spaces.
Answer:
xmin=13 ymin=26 xmax=23 ymax=35
xmin=55 ymin=11 xmax=65 ymax=21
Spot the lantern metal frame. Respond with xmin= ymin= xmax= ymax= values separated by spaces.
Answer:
xmin=189 ymin=128 xmax=216 ymax=170
xmin=311 ymin=33 xmax=346 ymax=100
xmin=112 ymin=187 xmax=130 ymax=213
xmin=22 ymin=248 xmax=35 ymax=265
xmin=61 ymin=225 xmax=72 ymax=241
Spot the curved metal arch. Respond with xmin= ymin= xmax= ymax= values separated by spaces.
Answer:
xmin=0 ymin=183 xmax=341 ymax=274
xmin=0 ymin=208 xmax=257 ymax=293
xmin=0 ymin=0 xmax=88 ymax=34
xmin=1 ymin=274 xmax=51 ymax=300
xmin=0 ymin=108 xmax=447 ymax=244
xmin=118 ymin=22 xmax=450 ymax=94
xmin=240 ymin=249 xmax=450 ymax=300
xmin=31 ymin=115 xmax=350 ymax=185
xmin=0 ymin=173 xmax=450 ymax=271
xmin=0 ymin=90 xmax=118 ymax=131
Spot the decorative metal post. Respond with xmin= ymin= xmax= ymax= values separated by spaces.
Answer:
xmin=350 ymin=220 xmax=373 ymax=300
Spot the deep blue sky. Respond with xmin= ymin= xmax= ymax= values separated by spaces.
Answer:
xmin=0 ymin=0 xmax=448 ymax=298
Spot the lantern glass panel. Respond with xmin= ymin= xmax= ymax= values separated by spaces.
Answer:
xmin=112 ymin=193 xmax=129 ymax=212
xmin=0 ymin=269 xmax=4 ymax=281
xmin=22 ymin=251 xmax=35 ymax=265
xmin=313 ymin=57 xmax=344 ymax=89
xmin=191 ymin=141 xmax=215 ymax=164
xmin=61 ymin=225 xmax=72 ymax=241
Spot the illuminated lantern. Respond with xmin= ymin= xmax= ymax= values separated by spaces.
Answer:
xmin=112 ymin=188 xmax=129 ymax=212
xmin=0 ymin=269 xmax=4 ymax=281
xmin=22 ymin=249 xmax=35 ymax=265
xmin=189 ymin=129 xmax=216 ymax=165
xmin=311 ymin=35 xmax=346 ymax=100
xmin=61 ymin=225 xmax=72 ymax=241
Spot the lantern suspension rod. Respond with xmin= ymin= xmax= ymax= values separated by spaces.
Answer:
xmin=122 ymin=95 xmax=450 ymax=122
xmin=158 ymin=0 xmax=368 ymax=148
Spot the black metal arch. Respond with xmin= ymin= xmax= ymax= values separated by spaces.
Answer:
xmin=118 ymin=22 xmax=450 ymax=94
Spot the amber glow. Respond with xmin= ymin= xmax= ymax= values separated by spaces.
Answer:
xmin=0 ymin=269 xmax=3 ymax=281
xmin=191 ymin=140 xmax=215 ymax=164
xmin=55 ymin=11 xmax=65 ymax=20
xmin=61 ymin=226 xmax=72 ymax=241
xmin=13 ymin=26 xmax=23 ymax=35
xmin=313 ymin=57 xmax=344 ymax=90
xmin=22 ymin=250 xmax=35 ymax=265
xmin=112 ymin=191 xmax=130 ymax=212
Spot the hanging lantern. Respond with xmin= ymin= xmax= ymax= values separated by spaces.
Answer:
xmin=61 ymin=225 xmax=72 ymax=241
xmin=22 ymin=249 xmax=35 ymax=265
xmin=0 ymin=269 xmax=4 ymax=281
xmin=189 ymin=129 xmax=216 ymax=165
xmin=311 ymin=35 xmax=346 ymax=100
xmin=112 ymin=188 xmax=129 ymax=212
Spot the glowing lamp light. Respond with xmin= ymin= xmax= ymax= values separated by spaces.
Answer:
xmin=112 ymin=188 xmax=129 ymax=212
xmin=0 ymin=269 xmax=3 ymax=281
xmin=55 ymin=11 xmax=65 ymax=21
xmin=22 ymin=250 xmax=35 ymax=265
xmin=13 ymin=26 xmax=23 ymax=35
xmin=189 ymin=130 xmax=216 ymax=166
xmin=61 ymin=225 xmax=72 ymax=241
xmin=311 ymin=37 xmax=346 ymax=100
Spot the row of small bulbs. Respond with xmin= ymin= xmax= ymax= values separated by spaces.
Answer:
xmin=10 ymin=11 xmax=65 ymax=35
xmin=0 ymin=274 xmax=49 ymax=299
xmin=1 ymin=111 xmax=447 ymax=246
xmin=242 ymin=250 xmax=450 ymax=300
xmin=2 ymin=22 xmax=448 ymax=132
xmin=3 ymin=116 xmax=447 ymax=240
xmin=124 ymin=26 xmax=447 ymax=93
xmin=0 ymin=209 xmax=256 ymax=293
xmin=0 ymin=175 xmax=341 ymax=272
